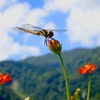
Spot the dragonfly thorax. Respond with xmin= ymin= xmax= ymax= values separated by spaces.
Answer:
xmin=48 ymin=31 xmax=54 ymax=38
xmin=41 ymin=29 xmax=54 ymax=38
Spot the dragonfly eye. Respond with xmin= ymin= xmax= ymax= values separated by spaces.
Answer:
xmin=49 ymin=31 xmax=54 ymax=38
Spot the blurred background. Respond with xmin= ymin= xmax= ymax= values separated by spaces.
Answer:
xmin=0 ymin=0 xmax=100 ymax=100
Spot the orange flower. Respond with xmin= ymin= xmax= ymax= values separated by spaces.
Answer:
xmin=79 ymin=63 xmax=96 ymax=75
xmin=3 ymin=73 xmax=11 ymax=83
xmin=0 ymin=73 xmax=5 ymax=85
xmin=48 ymin=38 xmax=62 ymax=54
xmin=0 ymin=73 xmax=11 ymax=85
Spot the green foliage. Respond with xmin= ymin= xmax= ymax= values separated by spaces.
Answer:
xmin=0 ymin=47 xmax=100 ymax=100
xmin=0 ymin=86 xmax=21 ymax=100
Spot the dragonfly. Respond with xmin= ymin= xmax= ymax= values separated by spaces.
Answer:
xmin=12 ymin=24 xmax=67 ymax=45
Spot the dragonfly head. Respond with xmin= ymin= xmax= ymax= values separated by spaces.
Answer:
xmin=49 ymin=31 xmax=54 ymax=38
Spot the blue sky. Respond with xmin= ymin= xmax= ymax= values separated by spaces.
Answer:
xmin=0 ymin=0 xmax=100 ymax=61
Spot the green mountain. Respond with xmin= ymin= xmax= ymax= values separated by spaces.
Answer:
xmin=0 ymin=47 xmax=100 ymax=100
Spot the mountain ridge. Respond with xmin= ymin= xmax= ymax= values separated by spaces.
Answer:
xmin=0 ymin=46 xmax=100 ymax=100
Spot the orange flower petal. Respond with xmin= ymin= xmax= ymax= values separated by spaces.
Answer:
xmin=84 ymin=63 xmax=91 ymax=70
xmin=88 ymin=65 xmax=97 ymax=74
xmin=79 ymin=67 xmax=88 ymax=75
xmin=3 ymin=73 xmax=11 ymax=83
xmin=0 ymin=73 xmax=5 ymax=85
xmin=0 ymin=73 xmax=3 ymax=77
xmin=79 ymin=63 xmax=97 ymax=75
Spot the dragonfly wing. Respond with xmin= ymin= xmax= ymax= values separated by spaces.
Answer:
xmin=47 ymin=29 xmax=67 ymax=32
xmin=12 ymin=27 xmax=40 ymax=35
xmin=22 ymin=24 xmax=67 ymax=32
xmin=22 ymin=24 xmax=43 ymax=29
xmin=11 ymin=27 xmax=24 ymax=33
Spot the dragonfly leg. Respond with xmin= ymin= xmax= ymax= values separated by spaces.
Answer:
xmin=44 ymin=38 xmax=48 ymax=46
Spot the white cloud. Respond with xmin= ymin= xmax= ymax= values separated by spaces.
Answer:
xmin=0 ymin=2 xmax=42 ymax=61
xmin=0 ymin=0 xmax=17 ymax=9
xmin=1 ymin=0 xmax=100 ymax=61
xmin=42 ymin=22 xmax=56 ymax=29
xmin=0 ymin=35 xmax=40 ymax=61
xmin=44 ymin=0 xmax=77 ymax=13
xmin=0 ymin=0 xmax=58 ymax=61
xmin=44 ymin=0 xmax=100 ymax=47
xmin=97 ymin=38 xmax=100 ymax=46
xmin=24 ymin=8 xmax=48 ymax=25
xmin=0 ymin=3 xmax=30 ymax=31
xmin=66 ymin=0 xmax=100 ymax=46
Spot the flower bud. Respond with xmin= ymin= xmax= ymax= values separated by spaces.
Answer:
xmin=25 ymin=97 xmax=31 ymax=100
xmin=74 ymin=91 xmax=78 ymax=96
xmin=76 ymin=88 xmax=81 ymax=94
xmin=75 ymin=88 xmax=82 ymax=97
xmin=70 ymin=96 xmax=75 ymax=100
xmin=48 ymin=39 xmax=62 ymax=54
xmin=74 ymin=91 xmax=79 ymax=99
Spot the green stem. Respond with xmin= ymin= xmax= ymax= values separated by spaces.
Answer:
xmin=86 ymin=75 xmax=91 ymax=100
xmin=75 ymin=96 xmax=80 ymax=100
xmin=58 ymin=53 xmax=70 ymax=100
xmin=75 ymin=98 xmax=80 ymax=100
